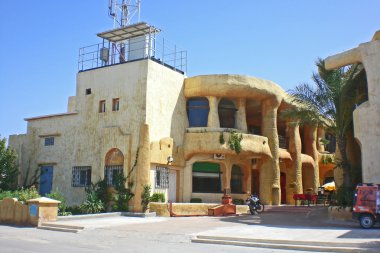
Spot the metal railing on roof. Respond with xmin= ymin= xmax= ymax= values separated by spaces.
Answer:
xmin=78 ymin=35 xmax=187 ymax=74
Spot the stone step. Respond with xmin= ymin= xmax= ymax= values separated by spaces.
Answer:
xmin=37 ymin=225 xmax=80 ymax=233
xmin=41 ymin=222 xmax=85 ymax=230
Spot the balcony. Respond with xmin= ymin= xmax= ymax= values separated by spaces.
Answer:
xmin=183 ymin=128 xmax=271 ymax=160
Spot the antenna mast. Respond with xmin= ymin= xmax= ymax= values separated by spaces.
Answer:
xmin=108 ymin=0 xmax=141 ymax=27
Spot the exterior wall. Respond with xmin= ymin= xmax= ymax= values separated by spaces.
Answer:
xmin=10 ymin=60 xmax=154 ymax=206
xmin=8 ymin=62 xmax=329 ymax=208
xmin=325 ymin=31 xmax=380 ymax=184
xmin=145 ymin=60 xmax=187 ymax=145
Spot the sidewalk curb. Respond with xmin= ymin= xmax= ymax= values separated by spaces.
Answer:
xmin=192 ymin=236 xmax=380 ymax=253
xmin=57 ymin=212 xmax=156 ymax=221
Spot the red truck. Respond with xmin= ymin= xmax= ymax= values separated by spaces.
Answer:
xmin=352 ymin=183 xmax=380 ymax=228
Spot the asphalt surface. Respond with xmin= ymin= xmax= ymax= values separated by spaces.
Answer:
xmin=1 ymin=207 xmax=380 ymax=253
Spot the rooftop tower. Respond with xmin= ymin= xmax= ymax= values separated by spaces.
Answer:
xmin=78 ymin=0 xmax=186 ymax=73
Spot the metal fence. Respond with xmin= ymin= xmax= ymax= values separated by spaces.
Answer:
xmin=78 ymin=35 xmax=187 ymax=73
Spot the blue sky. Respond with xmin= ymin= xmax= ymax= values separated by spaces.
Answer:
xmin=1 ymin=0 xmax=380 ymax=140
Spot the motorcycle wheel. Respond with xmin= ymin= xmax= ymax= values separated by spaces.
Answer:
xmin=256 ymin=204 xmax=265 ymax=213
xmin=249 ymin=207 xmax=257 ymax=215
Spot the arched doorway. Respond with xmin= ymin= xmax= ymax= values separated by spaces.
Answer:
xmin=105 ymin=148 xmax=124 ymax=186
xmin=218 ymin=99 xmax=236 ymax=128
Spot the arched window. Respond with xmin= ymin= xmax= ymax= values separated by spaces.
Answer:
xmin=218 ymin=99 xmax=236 ymax=128
xmin=192 ymin=162 xmax=221 ymax=193
xmin=231 ymin=165 xmax=243 ymax=193
xmin=105 ymin=148 xmax=124 ymax=186
xmin=187 ymin=97 xmax=209 ymax=127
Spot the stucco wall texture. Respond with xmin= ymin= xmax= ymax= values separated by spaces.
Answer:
xmin=325 ymin=30 xmax=380 ymax=184
xmin=10 ymin=59 xmax=333 ymax=211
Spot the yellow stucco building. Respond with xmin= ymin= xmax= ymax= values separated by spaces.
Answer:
xmin=325 ymin=30 xmax=380 ymax=185
xmin=9 ymin=21 xmax=335 ymax=212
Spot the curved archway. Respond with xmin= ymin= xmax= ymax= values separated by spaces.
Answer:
xmin=104 ymin=148 xmax=124 ymax=186
xmin=218 ymin=99 xmax=236 ymax=128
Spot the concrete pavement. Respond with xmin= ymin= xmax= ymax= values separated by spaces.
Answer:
xmin=4 ymin=206 xmax=380 ymax=252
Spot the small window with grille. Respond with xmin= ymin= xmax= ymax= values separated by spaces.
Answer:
xmin=155 ymin=166 xmax=169 ymax=189
xmin=72 ymin=166 xmax=91 ymax=187
xmin=44 ymin=137 xmax=55 ymax=146
xmin=105 ymin=165 xmax=123 ymax=186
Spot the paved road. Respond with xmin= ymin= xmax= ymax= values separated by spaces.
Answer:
xmin=1 ymin=208 xmax=379 ymax=253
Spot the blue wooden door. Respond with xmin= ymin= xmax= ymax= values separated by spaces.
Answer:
xmin=40 ymin=166 xmax=53 ymax=196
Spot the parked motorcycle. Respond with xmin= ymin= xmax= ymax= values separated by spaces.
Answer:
xmin=246 ymin=194 xmax=264 ymax=215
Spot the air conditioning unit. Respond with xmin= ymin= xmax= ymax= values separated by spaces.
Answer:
xmin=214 ymin=153 xmax=225 ymax=160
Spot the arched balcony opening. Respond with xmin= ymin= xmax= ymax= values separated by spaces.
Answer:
xmin=277 ymin=109 xmax=288 ymax=149
xmin=218 ymin=99 xmax=236 ymax=128
xmin=187 ymin=97 xmax=209 ymax=127
xmin=245 ymin=99 xmax=262 ymax=135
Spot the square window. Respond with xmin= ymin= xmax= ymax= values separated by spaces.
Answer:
xmin=85 ymin=88 xmax=91 ymax=95
xmin=99 ymin=100 xmax=106 ymax=113
xmin=104 ymin=166 xmax=123 ymax=186
xmin=112 ymin=98 xmax=120 ymax=111
xmin=72 ymin=166 xmax=91 ymax=187
xmin=44 ymin=137 xmax=54 ymax=146
xmin=155 ymin=166 xmax=169 ymax=189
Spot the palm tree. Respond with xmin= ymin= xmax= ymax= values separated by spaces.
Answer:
xmin=284 ymin=58 xmax=364 ymax=189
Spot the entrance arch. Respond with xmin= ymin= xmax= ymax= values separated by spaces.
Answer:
xmin=105 ymin=148 xmax=124 ymax=186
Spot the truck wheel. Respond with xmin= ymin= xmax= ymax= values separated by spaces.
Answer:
xmin=360 ymin=214 xmax=375 ymax=228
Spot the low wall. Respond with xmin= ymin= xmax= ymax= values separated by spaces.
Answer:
xmin=149 ymin=202 xmax=249 ymax=217
xmin=0 ymin=197 xmax=60 ymax=226
xmin=328 ymin=206 xmax=353 ymax=221
xmin=0 ymin=198 xmax=29 ymax=226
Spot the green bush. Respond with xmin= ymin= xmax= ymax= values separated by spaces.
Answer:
xmin=330 ymin=186 xmax=355 ymax=207
xmin=190 ymin=198 xmax=202 ymax=203
xmin=80 ymin=191 xmax=104 ymax=214
xmin=111 ymin=173 xmax=134 ymax=212
xmin=232 ymin=199 xmax=245 ymax=205
xmin=141 ymin=184 xmax=151 ymax=212
xmin=0 ymin=187 xmax=41 ymax=203
xmin=150 ymin=193 xmax=165 ymax=202
xmin=66 ymin=206 xmax=82 ymax=215
xmin=46 ymin=190 xmax=70 ymax=215
xmin=0 ymin=190 xmax=14 ymax=200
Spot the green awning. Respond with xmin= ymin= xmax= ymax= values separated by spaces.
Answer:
xmin=193 ymin=162 xmax=220 ymax=173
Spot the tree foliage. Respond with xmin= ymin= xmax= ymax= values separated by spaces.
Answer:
xmin=0 ymin=136 xmax=19 ymax=191
xmin=283 ymin=59 xmax=365 ymax=188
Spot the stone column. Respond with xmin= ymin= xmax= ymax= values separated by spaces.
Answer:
xmin=207 ymin=96 xmax=220 ymax=128
xmin=235 ymin=98 xmax=248 ymax=132
xmin=287 ymin=121 xmax=303 ymax=204
xmin=303 ymin=125 xmax=320 ymax=193
xmin=223 ymin=160 xmax=232 ymax=193
xmin=183 ymin=161 xmax=193 ymax=202
xmin=317 ymin=127 xmax=326 ymax=153
xmin=260 ymin=97 xmax=281 ymax=205
xmin=132 ymin=123 xmax=151 ymax=212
